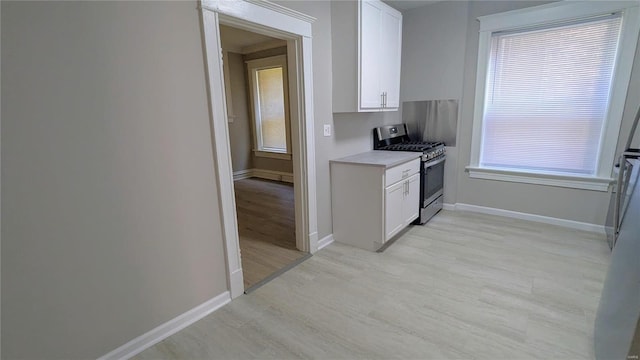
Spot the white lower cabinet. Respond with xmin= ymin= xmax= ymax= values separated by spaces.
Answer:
xmin=403 ymin=173 xmax=420 ymax=225
xmin=331 ymin=156 xmax=420 ymax=251
xmin=384 ymin=180 xmax=405 ymax=240
xmin=386 ymin=173 xmax=419 ymax=240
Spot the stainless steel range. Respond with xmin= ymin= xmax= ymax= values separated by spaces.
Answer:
xmin=373 ymin=124 xmax=445 ymax=224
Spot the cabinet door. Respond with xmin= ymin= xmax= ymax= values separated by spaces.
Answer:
xmin=359 ymin=0 xmax=382 ymax=109
xmin=402 ymin=174 xmax=420 ymax=225
xmin=380 ymin=8 xmax=402 ymax=109
xmin=385 ymin=180 xmax=404 ymax=241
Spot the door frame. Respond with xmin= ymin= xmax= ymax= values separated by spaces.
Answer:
xmin=200 ymin=0 xmax=318 ymax=298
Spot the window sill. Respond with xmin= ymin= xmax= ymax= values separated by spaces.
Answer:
xmin=465 ymin=166 xmax=613 ymax=192
xmin=254 ymin=150 xmax=292 ymax=160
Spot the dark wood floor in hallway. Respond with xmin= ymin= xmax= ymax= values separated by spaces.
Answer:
xmin=234 ymin=177 xmax=306 ymax=290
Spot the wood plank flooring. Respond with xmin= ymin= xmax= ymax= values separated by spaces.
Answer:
xmin=135 ymin=210 xmax=611 ymax=360
xmin=234 ymin=178 xmax=306 ymax=290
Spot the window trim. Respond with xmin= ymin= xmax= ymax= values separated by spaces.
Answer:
xmin=253 ymin=150 xmax=292 ymax=160
xmin=246 ymin=55 xmax=291 ymax=156
xmin=468 ymin=1 xmax=640 ymax=192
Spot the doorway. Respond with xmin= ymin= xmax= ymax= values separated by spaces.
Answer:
xmin=200 ymin=2 xmax=318 ymax=299
xmin=219 ymin=25 xmax=308 ymax=291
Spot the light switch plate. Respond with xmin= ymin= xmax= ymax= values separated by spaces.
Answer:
xmin=323 ymin=124 xmax=332 ymax=137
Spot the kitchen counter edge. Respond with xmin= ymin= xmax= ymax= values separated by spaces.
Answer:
xmin=330 ymin=151 xmax=420 ymax=169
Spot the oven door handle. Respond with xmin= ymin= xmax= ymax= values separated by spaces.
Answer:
xmin=424 ymin=157 xmax=445 ymax=168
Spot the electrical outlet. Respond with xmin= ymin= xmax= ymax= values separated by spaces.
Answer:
xmin=323 ymin=124 xmax=332 ymax=137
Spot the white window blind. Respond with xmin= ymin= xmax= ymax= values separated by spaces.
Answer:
xmin=480 ymin=15 xmax=622 ymax=175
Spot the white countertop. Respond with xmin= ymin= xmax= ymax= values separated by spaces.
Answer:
xmin=330 ymin=151 xmax=420 ymax=168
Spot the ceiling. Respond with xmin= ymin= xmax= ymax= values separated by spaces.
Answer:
xmin=219 ymin=25 xmax=284 ymax=53
xmin=383 ymin=0 xmax=442 ymax=11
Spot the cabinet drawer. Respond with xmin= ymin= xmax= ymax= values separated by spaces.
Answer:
xmin=385 ymin=158 xmax=420 ymax=187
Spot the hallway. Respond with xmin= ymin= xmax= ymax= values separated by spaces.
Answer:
xmin=234 ymin=178 xmax=307 ymax=290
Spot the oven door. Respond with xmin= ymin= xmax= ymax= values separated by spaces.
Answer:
xmin=422 ymin=157 xmax=444 ymax=207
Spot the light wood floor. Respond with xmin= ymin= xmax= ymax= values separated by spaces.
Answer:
xmin=136 ymin=210 xmax=610 ymax=359
xmin=234 ymin=178 xmax=306 ymax=290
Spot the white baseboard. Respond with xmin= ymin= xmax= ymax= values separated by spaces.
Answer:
xmin=233 ymin=169 xmax=253 ymax=181
xmin=317 ymin=233 xmax=334 ymax=250
xmin=233 ymin=169 xmax=294 ymax=183
xmin=252 ymin=169 xmax=294 ymax=183
xmin=98 ymin=292 xmax=231 ymax=360
xmin=443 ymin=203 xmax=456 ymax=211
xmin=307 ymin=231 xmax=319 ymax=253
xmin=229 ymin=268 xmax=244 ymax=299
xmin=451 ymin=203 xmax=605 ymax=234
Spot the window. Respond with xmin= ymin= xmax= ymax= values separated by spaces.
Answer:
xmin=246 ymin=55 xmax=291 ymax=159
xmin=468 ymin=2 xmax=640 ymax=191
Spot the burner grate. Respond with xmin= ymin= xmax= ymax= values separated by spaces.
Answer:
xmin=380 ymin=141 xmax=444 ymax=152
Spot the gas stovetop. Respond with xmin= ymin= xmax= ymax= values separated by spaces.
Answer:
xmin=373 ymin=124 xmax=446 ymax=161
xmin=378 ymin=141 xmax=444 ymax=152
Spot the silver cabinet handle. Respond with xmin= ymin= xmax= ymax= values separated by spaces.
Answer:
xmin=379 ymin=92 xmax=389 ymax=108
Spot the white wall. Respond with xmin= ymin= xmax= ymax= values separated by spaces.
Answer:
xmin=1 ymin=2 xmax=228 ymax=358
xmin=399 ymin=0 xmax=640 ymax=226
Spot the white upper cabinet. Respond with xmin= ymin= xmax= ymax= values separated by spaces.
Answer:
xmin=331 ymin=0 xmax=403 ymax=112
xmin=379 ymin=6 xmax=402 ymax=109
xmin=360 ymin=1 xmax=382 ymax=109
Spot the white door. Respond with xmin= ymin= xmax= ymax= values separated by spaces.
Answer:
xmin=380 ymin=8 xmax=402 ymax=109
xmin=402 ymin=173 xmax=420 ymax=225
xmin=359 ymin=0 xmax=382 ymax=109
xmin=385 ymin=180 xmax=404 ymax=241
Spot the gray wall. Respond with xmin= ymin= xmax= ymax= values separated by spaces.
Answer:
xmin=402 ymin=0 xmax=640 ymax=226
xmin=400 ymin=1 xmax=468 ymax=102
xmin=227 ymin=51 xmax=253 ymax=172
xmin=1 ymin=1 xmax=229 ymax=358
xmin=400 ymin=1 xmax=469 ymax=204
